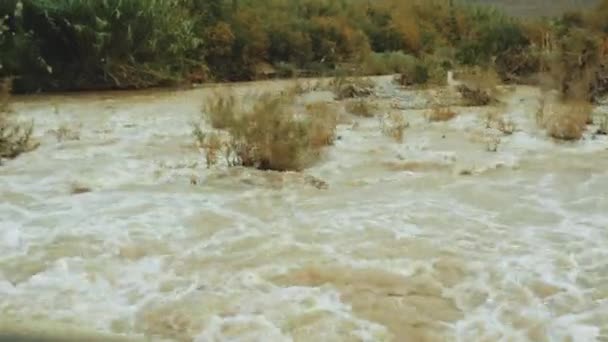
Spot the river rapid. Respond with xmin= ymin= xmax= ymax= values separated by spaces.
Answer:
xmin=1 ymin=77 xmax=608 ymax=341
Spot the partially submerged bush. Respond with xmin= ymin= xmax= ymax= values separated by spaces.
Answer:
xmin=306 ymin=102 xmax=339 ymax=149
xmin=331 ymin=77 xmax=375 ymax=100
xmin=49 ymin=123 xmax=81 ymax=142
xmin=457 ymin=84 xmax=494 ymax=106
xmin=203 ymin=92 xmax=238 ymax=129
xmin=427 ymin=107 xmax=457 ymax=122
xmin=192 ymin=126 xmax=223 ymax=168
xmin=1 ymin=79 xmax=37 ymax=162
xmin=456 ymin=68 xmax=500 ymax=106
xmin=484 ymin=109 xmax=515 ymax=135
xmin=380 ymin=112 xmax=409 ymax=143
xmin=199 ymin=92 xmax=337 ymax=171
xmin=539 ymin=100 xmax=592 ymax=140
xmin=597 ymin=115 xmax=608 ymax=135
xmin=345 ymin=99 xmax=376 ymax=117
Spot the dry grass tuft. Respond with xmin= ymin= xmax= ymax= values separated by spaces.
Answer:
xmin=197 ymin=91 xmax=337 ymax=171
xmin=192 ymin=126 xmax=223 ymax=168
xmin=202 ymin=91 xmax=238 ymax=129
xmin=1 ymin=79 xmax=38 ymax=163
xmin=538 ymin=100 xmax=592 ymax=141
xmin=345 ymin=99 xmax=376 ymax=117
xmin=427 ymin=107 xmax=457 ymax=122
xmin=380 ymin=112 xmax=409 ymax=143
xmin=306 ymin=102 xmax=338 ymax=149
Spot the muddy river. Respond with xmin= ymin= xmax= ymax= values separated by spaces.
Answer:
xmin=1 ymin=77 xmax=607 ymax=341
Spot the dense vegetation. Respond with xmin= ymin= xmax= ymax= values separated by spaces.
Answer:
xmin=0 ymin=0 xmax=607 ymax=97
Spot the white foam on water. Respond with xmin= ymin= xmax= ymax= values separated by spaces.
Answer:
xmin=2 ymin=82 xmax=608 ymax=341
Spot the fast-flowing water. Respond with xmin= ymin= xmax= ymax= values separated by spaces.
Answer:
xmin=1 ymin=77 xmax=607 ymax=341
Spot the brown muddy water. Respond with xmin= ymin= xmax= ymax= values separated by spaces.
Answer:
xmin=1 ymin=76 xmax=608 ymax=342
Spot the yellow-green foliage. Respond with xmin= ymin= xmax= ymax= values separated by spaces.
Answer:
xmin=199 ymin=91 xmax=337 ymax=171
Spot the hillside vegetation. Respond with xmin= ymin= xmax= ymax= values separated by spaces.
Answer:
xmin=469 ymin=0 xmax=599 ymax=17
xmin=0 ymin=0 xmax=607 ymax=100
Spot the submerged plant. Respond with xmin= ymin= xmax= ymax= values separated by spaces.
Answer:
xmin=456 ymin=68 xmax=500 ymax=106
xmin=331 ymin=77 xmax=375 ymax=100
xmin=539 ymin=100 xmax=592 ymax=141
xmin=345 ymin=99 xmax=376 ymax=118
xmin=0 ymin=79 xmax=37 ymax=162
xmin=427 ymin=107 xmax=457 ymax=122
xmin=197 ymin=91 xmax=337 ymax=171
xmin=597 ymin=114 xmax=608 ymax=135
xmin=380 ymin=112 xmax=409 ymax=143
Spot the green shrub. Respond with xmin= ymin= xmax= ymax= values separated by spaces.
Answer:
xmin=1 ymin=0 xmax=202 ymax=92
xmin=455 ymin=9 xmax=529 ymax=69
xmin=363 ymin=51 xmax=417 ymax=75
xmin=362 ymin=51 xmax=436 ymax=85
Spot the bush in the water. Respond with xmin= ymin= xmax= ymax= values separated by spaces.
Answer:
xmin=427 ymin=107 xmax=457 ymax=122
xmin=345 ymin=99 xmax=376 ymax=118
xmin=0 ymin=79 xmax=37 ymax=162
xmin=198 ymin=91 xmax=337 ymax=171
xmin=203 ymin=92 xmax=239 ymax=130
xmin=539 ymin=100 xmax=592 ymax=140
xmin=331 ymin=76 xmax=375 ymax=100
xmin=456 ymin=67 xmax=501 ymax=106
xmin=380 ymin=112 xmax=409 ymax=143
